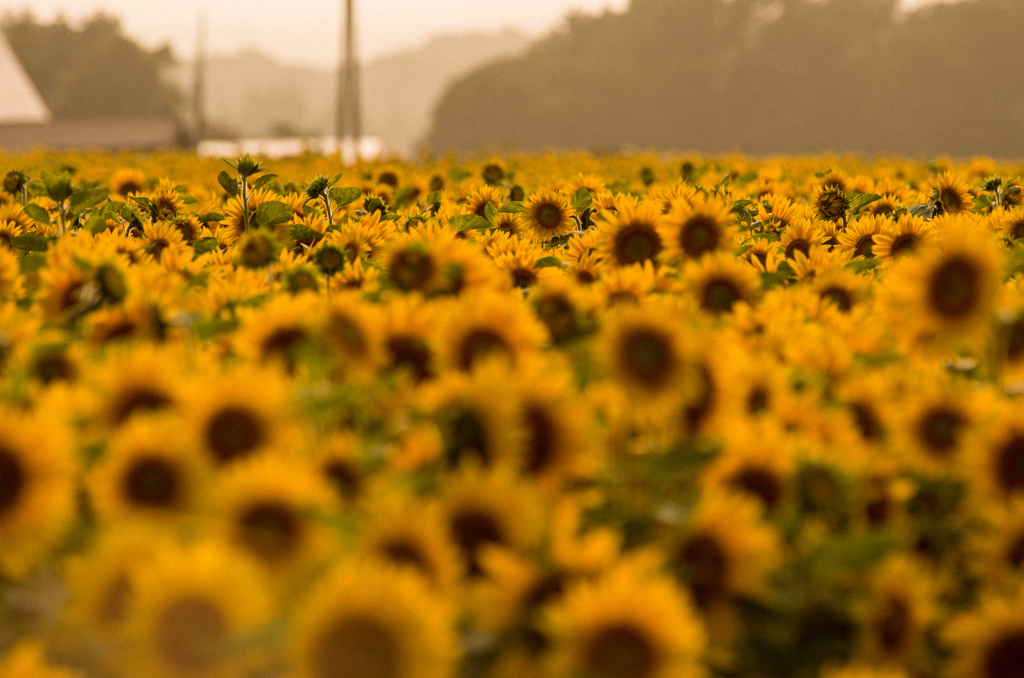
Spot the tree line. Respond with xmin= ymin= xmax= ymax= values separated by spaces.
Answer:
xmin=424 ymin=0 xmax=1024 ymax=158
xmin=2 ymin=12 xmax=180 ymax=120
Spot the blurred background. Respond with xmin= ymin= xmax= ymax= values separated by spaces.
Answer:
xmin=1 ymin=0 xmax=1021 ymax=158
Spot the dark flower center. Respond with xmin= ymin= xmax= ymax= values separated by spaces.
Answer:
xmin=700 ymin=277 xmax=742 ymax=314
xmin=457 ymin=328 xmax=512 ymax=371
xmin=0 ymin=447 xmax=26 ymax=516
xmin=205 ymin=406 xmax=266 ymax=464
xmin=113 ymin=387 xmax=173 ymax=425
xmin=679 ymin=216 xmax=720 ymax=258
xmin=728 ymin=466 xmax=784 ymax=511
xmin=124 ymin=455 xmax=182 ymax=509
xmin=389 ymin=249 xmax=435 ymax=292
xmin=523 ymin=404 xmax=558 ymax=476
xmin=443 ymin=406 xmax=490 ymax=469
xmin=613 ymin=224 xmax=662 ymax=266
xmin=915 ymin=406 xmax=966 ymax=457
xmin=873 ymin=596 xmax=911 ymax=655
xmin=996 ymin=434 xmax=1024 ymax=496
xmin=854 ymin=235 xmax=876 ymax=258
xmin=890 ymin=234 xmax=918 ymax=258
xmin=238 ymin=501 xmax=301 ymax=563
xmin=585 ymin=623 xmax=659 ymax=678
xmin=927 ymin=255 xmax=982 ymax=320
xmin=385 ymin=334 xmax=434 ymax=383
xmin=618 ymin=328 xmax=675 ymax=391
xmin=534 ymin=203 xmax=564 ymax=231
xmin=450 ymin=508 xmax=504 ymax=576
xmin=313 ymin=615 xmax=400 ymax=678
xmin=323 ymin=460 xmax=362 ymax=501
xmin=983 ymin=629 xmax=1024 ymax=678
xmin=784 ymin=239 xmax=811 ymax=260
xmin=677 ymin=532 xmax=728 ymax=608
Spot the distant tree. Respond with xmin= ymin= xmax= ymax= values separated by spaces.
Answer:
xmin=424 ymin=0 xmax=1024 ymax=158
xmin=2 ymin=12 xmax=181 ymax=119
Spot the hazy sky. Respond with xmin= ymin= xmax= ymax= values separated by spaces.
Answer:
xmin=0 ymin=0 xmax=942 ymax=66
xmin=0 ymin=0 xmax=632 ymax=65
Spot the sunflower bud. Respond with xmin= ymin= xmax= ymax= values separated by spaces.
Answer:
xmin=3 ymin=170 xmax=27 ymax=196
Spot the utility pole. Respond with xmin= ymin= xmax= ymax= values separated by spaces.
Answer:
xmin=192 ymin=9 xmax=207 ymax=147
xmin=336 ymin=0 xmax=362 ymax=162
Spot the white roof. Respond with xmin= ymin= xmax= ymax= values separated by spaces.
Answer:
xmin=0 ymin=31 xmax=51 ymax=125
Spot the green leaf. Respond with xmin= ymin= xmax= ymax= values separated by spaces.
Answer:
xmin=848 ymin=192 xmax=882 ymax=213
xmin=447 ymin=167 xmax=472 ymax=182
xmin=192 ymin=237 xmax=221 ymax=256
xmin=198 ymin=212 xmax=226 ymax=223
xmin=251 ymin=173 xmax=278 ymax=191
xmin=735 ymin=171 xmax=758 ymax=184
xmin=23 ymin=203 xmax=50 ymax=224
xmin=85 ymin=212 xmax=109 ymax=234
xmin=217 ymin=171 xmax=238 ymax=198
xmin=425 ymin=191 xmax=442 ymax=205
xmin=255 ymin=201 xmax=293 ymax=228
xmin=908 ymin=201 xmax=936 ymax=219
xmin=290 ymin=225 xmax=325 ymax=242
xmin=329 ymin=187 xmax=361 ymax=207
xmin=500 ymin=201 xmax=526 ymax=213
xmin=18 ymin=252 xmax=46 ymax=273
xmin=11 ymin=233 xmax=50 ymax=252
xmin=484 ymin=202 xmax=499 ymax=223
xmin=844 ymin=257 xmax=882 ymax=274
xmin=195 ymin=316 xmax=240 ymax=340
xmin=329 ymin=172 xmax=344 ymax=186
xmin=571 ymin=187 xmax=593 ymax=212
xmin=809 ymin=531 xmax=898 ymax=572
xmin=42 ymin=170 xmax=73 ymax=202
xmin=69 ymin=187 xmax=109 ymax=216
xmin=180 ymin=195 xmax=200 ymax=205
xmin=534 ymin=256 xmax=564 ymax=269
xmin=449 ymin=214 xmax=492 ymax=232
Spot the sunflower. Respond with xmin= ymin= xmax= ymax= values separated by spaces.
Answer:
xmin=779 ymin=218 xmax=830 ymax=261
xmin=186 ymin=365 xmax=296 ymax=467
xmin=88 ymin=414 xmax=212 ymax=529
xmin=382 ymin=230 xmax=447 ymax=294
xmin=140 ymin=221 xmax=189 ymax=264
xmin=110 ymin=168 xmax=147 ymax=200
xmin=667 ymin=490 xmax=782 ymax=613
xmin=543 ymin=562 xmax=706 ymax=678
xmin=811 ymin=268 xmax=871 ymax=314
xmin=968 ymin=497 xmax=1024 ymax=595
xmin=703 ymin=421 xmax=795 ymax=514
xmin=436 ymin=290 xmax=547 ymax=373
xmin=291 ymin=559 xmax=458 ymax=678
xmin=441 ymin=463 xmax=543 ymax=577
xmin=663 ymin=193 xmax=736 ymax=263
xmin=233 ymin=292 xmax=320 ymax=374
xmin=320 ymin=292 xmax=383 ymax=381
xmin=146 ymin=179 xmax=184 ymax=221
xmin=871 ymin=214 xmax=936 ymax=263
xmin=62 ymin=525 xmax=173 ymax=663
xmin=86 ymin=343 xmax=187 ymax=432
xmin=837 ymin=214 xmax=888 ymax=259
xmin=123 ymin=540 xmax=275 ymax=678
xmin=312 ymin=432 xmax=366 ymax=503
xmin=527 ymin=275 xmax=600 ymax=345
xmin=378 ymin=295 xmax=440 ymax=385
xmin=523 ymin=188 xmax=574 ymax=240
xmin=213 ymin=452 xmax=339 ymax=588
xmin=596 ymin=300 xmax=699 ymax=416
xmin=465 ymin=184 xmax=506 ymax=218
xmin=0 ymin=409 xmax=75 ymax=580
xmin=356 ymin=491 xmax=462 ymax=598
xmin=856 ymin=555 xmax=937 ymax=667
xmin=944 ymin=582 xmax=1024 ymax=678
xmin=684 ymin=251 xmax=760 ymax=317
xmin=594 ymin=260 xmax=662 ymax=307
xmin=932 ymin=172 xmax=973 ymax=217
xmin=881 ymin=220 xmax=1004 ymax=350
xmin=596 ymin=198 xmax=669 ymax=268
xmin=418 ymin=359 xmax=524 ymax=471
xmin=968 ymin=406 xmax=1024 ymax=501
xmin=511 ymin=357 xmax=595 ymax=488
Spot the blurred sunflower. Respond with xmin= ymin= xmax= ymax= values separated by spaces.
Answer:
xmin=661 ymin=194 xmax=736 ymax=264
xmin=437 ymin=290 xmax=547 ymax=373
xmin=944 ymin=582 xmax=1024 ymax=678
xmin=703 ymin=421 xmax=795 ymax=514
xmin=872 ymin=214 xmax=935 ymax=263
xmin=0 ymin=409 xmax=75 ymax=579
xmin=932 ymin=172 xmax=973 ymax=217
xmin=856 ymin=555 xmax=938 ymax=667
xmin=291 ymin=560 xmax=458 ymax=678
xmin=124 ymin=540 xmax=275 ymax=678
xmin=686 ymin=252 xmax=761 ymax=316
xmin=544 ymin=562 xmax=706 ymax=678
xmin=88 ymin=413 xmax=211 ymax=529
xmin=596 ymin=198 xmax=669 ymax=268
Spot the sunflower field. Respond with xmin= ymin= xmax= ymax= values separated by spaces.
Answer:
xmin=2 ymin=150 xmax=1024 ymax=678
